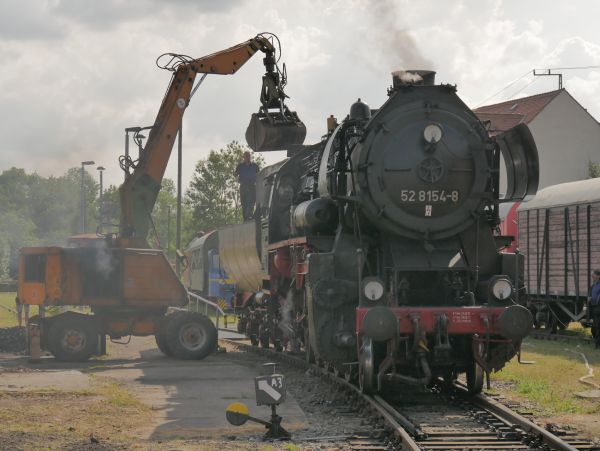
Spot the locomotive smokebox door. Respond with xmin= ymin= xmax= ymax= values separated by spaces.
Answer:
xmin=254 ymin=374 xmax=286 ymax=406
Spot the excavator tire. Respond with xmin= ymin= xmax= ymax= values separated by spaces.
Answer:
xmin=165 ymin=311 xmax=217 ymax=360
xmin=155 ymin=314 xmax=176 ymax=357
xmin=47 ymin=313 xmax=99 ymax=362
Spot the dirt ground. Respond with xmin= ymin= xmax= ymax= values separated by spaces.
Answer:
xmin=0 ymin=336 xmax=325 ymax=451
xmin=2 ymin=334 xmax=599 ymax=450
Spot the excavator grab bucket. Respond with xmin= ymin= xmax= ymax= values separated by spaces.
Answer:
xmin=246 ymin=110 xmax=307 ymax=152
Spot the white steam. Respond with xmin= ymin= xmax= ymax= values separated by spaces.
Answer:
xmin=392 ymin=70 xmax=424 ymax=83
xmin=95 ymin=240 xmax=114 ymax=280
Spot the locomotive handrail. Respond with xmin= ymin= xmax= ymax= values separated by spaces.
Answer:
xmin=187 ymin=291 xmax=226 ymax=324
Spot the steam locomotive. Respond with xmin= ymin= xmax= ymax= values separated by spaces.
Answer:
xmin=187 ymin=70 xmax=540 ymax=394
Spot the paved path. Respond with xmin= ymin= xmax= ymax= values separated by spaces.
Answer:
xmin=0 ymin=335 xmax=307 ymax=440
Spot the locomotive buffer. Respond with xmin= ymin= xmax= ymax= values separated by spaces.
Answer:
xmin=226 ymin=363 xmax=290 ymax=440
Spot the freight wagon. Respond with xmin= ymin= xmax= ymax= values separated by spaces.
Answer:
xmin=517 ymin=178 xmax=600 ymax=330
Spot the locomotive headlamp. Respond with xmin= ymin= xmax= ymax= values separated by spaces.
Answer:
xmin=362 ymin=278 xmax=384 ymax=301
xmin=423 ymin=123 xmax=443 ymax=144
xmin=490 ymin=277 xmax=513 ymax=300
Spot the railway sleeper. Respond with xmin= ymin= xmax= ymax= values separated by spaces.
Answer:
xmin=222 ymin=338 xmax=591 ymax=451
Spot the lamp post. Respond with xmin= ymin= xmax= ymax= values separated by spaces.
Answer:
xmin=81 ymin=160 xmax=95 ymax=233
xmin=97 ymin=166 xmax=105 ymax=230
xmin=176 ymin=124 xmax=182 ymax=275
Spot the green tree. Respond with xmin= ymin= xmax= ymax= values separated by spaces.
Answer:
xmin=185 ymin=141 xmax=264 ymax=232
xmin=63 ymin=167 xmax=99 ymax=235
xmin=150 ymin=178 xmax=179 ymax=256
xmin=0 ymin=211 xmax=36 ymax=278
xmin=95 ymin=179 xmax=192 ymax=258
xmin=29 ymin=173 xmax=80 ymax=241
xmin=589 ymin=161 xmax=600 ymax=179
xmin=0 ymin=168 xmax=95 ymax=277
xmin=97 ymin=184 xmax=121 ymax=235
xmin=0 ymin=166 xmax=102 ymax=277
xmin=0 ymin=168 xmax=33 ymax=215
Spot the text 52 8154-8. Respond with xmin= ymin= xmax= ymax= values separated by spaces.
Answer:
xmin=400 ymin=189 xmax=459 ymax=203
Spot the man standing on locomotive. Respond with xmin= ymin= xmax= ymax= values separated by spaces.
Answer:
xmin=235 ymin=151 xmax=259 ymax=221
xmin=589 ymin=269 xmax=600 ymax=349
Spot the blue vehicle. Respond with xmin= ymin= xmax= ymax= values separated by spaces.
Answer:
xmin=185 ymin=231 xmax=236 ymax=311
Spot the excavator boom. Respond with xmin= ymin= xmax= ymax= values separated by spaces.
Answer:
xmin=119 ymin=34 xmax=305 ymax=247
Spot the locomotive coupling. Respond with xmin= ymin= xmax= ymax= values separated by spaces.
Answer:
xmin=496 ymin=304 xmax=533 ymax=341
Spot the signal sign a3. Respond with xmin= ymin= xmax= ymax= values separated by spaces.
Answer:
xmin=254 ymin=374 xmax=286 ymax=406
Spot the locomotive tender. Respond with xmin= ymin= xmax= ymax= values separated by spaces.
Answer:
xmin=195 ymin=70 xmax=541 ymax=394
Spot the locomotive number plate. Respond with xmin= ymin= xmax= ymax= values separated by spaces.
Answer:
xmin=399 ymin=189 xmax=459 ymax=203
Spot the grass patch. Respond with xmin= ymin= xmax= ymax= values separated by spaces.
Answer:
xmin=98 ymin=380 xmax=146 ymax=409
xmin=564 ymin=321 xmax=593 ymax=338
xmin=284 ymin=445 xmax=302 ymax=451
xmin=0 ymin=292 xmax=92 ymax=328
xmin=0 ymin=292 xmax=18 ymax=327
xmin=0 ymin=377 xmax=150 ymax=445
xmin=258 ymin=446 xmax=302 ymax=451
xmin=491 ymin=337 xmax=600 ymax=415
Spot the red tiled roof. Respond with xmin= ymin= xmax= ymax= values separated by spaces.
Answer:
xmin=474 ymin=89 xmax=563 ymax=132
xmin=475 ymin=112 xmax=524 ymax=132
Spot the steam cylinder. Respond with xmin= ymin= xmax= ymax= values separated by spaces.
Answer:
xmin=292 ymin=198 xmax=337 ymax=232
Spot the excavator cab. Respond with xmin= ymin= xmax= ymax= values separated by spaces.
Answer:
xmin=245 ymin=49 xmax=306 ymax=151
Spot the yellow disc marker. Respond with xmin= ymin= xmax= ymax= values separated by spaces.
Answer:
xmin=226 ymin=402 xmax=250 ymax=426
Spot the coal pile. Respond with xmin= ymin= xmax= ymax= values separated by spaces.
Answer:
xmin=0 ymin=327 xmax=27 ymax=353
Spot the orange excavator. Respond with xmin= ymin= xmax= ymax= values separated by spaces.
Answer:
xmin=17 ymin=33 xmax=306 ymax=361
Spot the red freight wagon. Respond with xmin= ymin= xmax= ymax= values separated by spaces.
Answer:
xmin=517 ymin=178 xmax=600 ymax=330
xmin=498 ymin=202 xmax=520 ymax=253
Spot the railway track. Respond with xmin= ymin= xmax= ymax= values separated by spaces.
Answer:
xmin=220 ymin=335 xmax=598 ymax=451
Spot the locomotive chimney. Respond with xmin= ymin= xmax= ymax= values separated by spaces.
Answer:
xmin=392 ymin=70 xmax=436 ymax=88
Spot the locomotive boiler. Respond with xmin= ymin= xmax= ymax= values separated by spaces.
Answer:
xmin=210 ymin=70 xmax=540 ymax=394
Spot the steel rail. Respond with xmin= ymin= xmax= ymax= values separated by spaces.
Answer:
xmin=372 ymin=394 xmax=426 ymax=440
xmin=455 ymin=382 xmax=580 ymax=451
xmin=221 ymin=338 xmax=419 ymax=450
xmin=361 ymin=392 xmax=420 ymax=450
xmin=472 ymin=394 xmax=580 ymax=451
xmin=220 ymin=337 xmax=587 ymax=451
xmin=341 ymin=380 xmax=420 ymax=449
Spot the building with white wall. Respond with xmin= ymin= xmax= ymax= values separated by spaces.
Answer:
xmin=475 ymin=89 xmax=600 ymax=190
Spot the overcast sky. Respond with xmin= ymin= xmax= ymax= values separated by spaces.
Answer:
xmin=1 ymin=0 xmax=599 ymax=189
